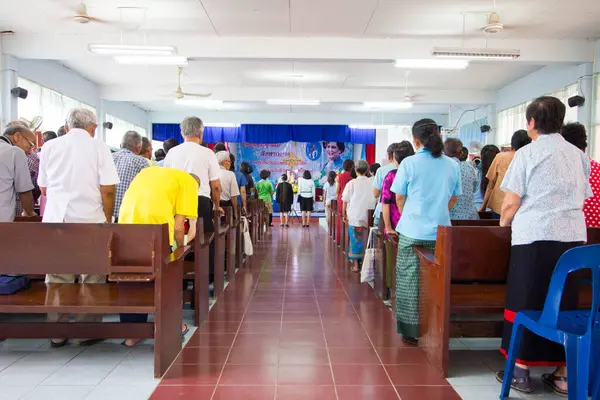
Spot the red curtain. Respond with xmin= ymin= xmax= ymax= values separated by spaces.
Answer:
xmin=365 ymin=144 xmax=375 ymax=164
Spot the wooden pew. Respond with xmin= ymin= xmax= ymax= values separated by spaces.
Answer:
xmin=213 ymin=210 xmax=230 ymax=299
xmin=414 ymin=225 xmax=599 ymax=378
xmin=368 ymin=210 xmax=388 ymax=300
xmin=223 ymin=207 xmax=238 ymax=286
xmin=0 ymin=222 xmax=187 ymax=378
xmin=330 ymin=200 xmax=338 ymax=242
xmin=182 ymin=218 xmax=214 ymax=326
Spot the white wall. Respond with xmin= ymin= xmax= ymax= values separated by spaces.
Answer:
xmin=13 ymin=58 xmax=148 ymax=141
xmin=496 ymin=63 xmax=592 ymax=112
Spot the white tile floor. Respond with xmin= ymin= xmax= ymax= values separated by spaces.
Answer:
xmin=0 ymin=310 xmax=197 ymax=400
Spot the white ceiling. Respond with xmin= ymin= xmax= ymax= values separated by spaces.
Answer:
xmin=1 ymin=0 xmax=598 ymax=116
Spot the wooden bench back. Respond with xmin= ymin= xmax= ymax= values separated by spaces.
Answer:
xmin=435 ymin=226 xmax=511 ymax=282
xmin=0 ymin=223 xmax=169 ymax=276
xmin=451 ymin=219 xmax=500 ymax=227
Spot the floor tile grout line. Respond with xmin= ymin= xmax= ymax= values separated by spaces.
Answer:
xmin=274 ymin=237 xmax=290 ymax=400
xmin=312 ymin=276 xmax=339 ymax=400
xmin=320 ymin=225 xmax=402 ymax=399
xmin=208 ymin=239 xmax=274 ymax=400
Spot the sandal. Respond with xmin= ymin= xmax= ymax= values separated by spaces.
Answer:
xmin=121 ymin=339 xmax=141 ymax=348
xmin=402 ymin=336 xmax=419 ymax=346
xmin=50 ymin=339 xmax=68 ymax=348
xmin=495 ymin=370 xmax=534 ymax=394
xmin=541 ymin=373 xmax=568 ymax=397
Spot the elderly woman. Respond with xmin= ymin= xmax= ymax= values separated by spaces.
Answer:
xmin=342 ymin=160 xmax=377 ymax=272
xmin=496 ymin=97 xmax=591 ymax=396
xmin=391 ymin=119 xmax=461 ymax=345
xmin=444 ymin=138 xmax=479 ymax=220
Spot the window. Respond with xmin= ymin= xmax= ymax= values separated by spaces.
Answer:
xmin=104 ymin=114 xmax=147 ymax=149
xmin=17 ymin=77 xmax=96 ymax=133
xmin=496 ymin=83 xmax=579 ymax=147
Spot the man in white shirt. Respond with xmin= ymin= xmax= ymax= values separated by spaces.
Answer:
xmin=38 ymin=108 xmax=120 ymax=347
xmin=164 ymin=116 xmax=222 ymax=283
xmin=216 ymin=151 xmax=240 ymax=218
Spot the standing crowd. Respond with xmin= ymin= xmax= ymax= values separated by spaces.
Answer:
xmin=0 ymin=95 xmax=596 ymax=396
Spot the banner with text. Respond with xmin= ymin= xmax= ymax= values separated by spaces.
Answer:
xmin=237 ymin=141 xmax=354 ymax=188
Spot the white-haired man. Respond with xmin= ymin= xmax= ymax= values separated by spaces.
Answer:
xmin=38 ymin=108 xmax=120 ymax=348
xmin=164 ymin=117 xmax=222 ymax=283
xmin=112 ymin=131 xmax=148 ymax=222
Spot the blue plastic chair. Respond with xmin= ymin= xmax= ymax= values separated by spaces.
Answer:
xmin=499 ymin=244 xmax=600 ymax=400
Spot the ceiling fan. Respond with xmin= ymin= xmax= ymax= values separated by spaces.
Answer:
xmin=481 ymin=0 xmax=514 ymax=34
xmin=401 ymin=71 xmax=423 ymax=103
xmin=53 ymin=1 xmax=110 ymax=24
xmin=162 ymin=67 xmax=212 ymax=100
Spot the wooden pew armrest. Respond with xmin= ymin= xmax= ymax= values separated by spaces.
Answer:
xmin=218 ymin=224 xmax=230 ymax=236
xmin=166 ymin=245 xmax=192 ymax=264
xmin=413 ymin=246 xmax=439 ymax=267
xmin=200 ymin=232 xmax=215 ymax=247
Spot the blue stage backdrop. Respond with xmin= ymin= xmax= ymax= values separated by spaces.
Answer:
xmin=152 ymin=124 xmax=375 ymax=144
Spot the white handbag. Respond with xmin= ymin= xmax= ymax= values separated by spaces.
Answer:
xmin=360 ymin=227 xmax=377 ymax=283
xmin=240 ymin=217 xmax=253 ymax=256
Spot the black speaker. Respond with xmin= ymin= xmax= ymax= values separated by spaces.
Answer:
xmin=10 ymin=87 xmax=28 ymax=99
xmin=568 ymin=95 xmax=585 ymax=108
xmin=103 ymin=122 xmax=113 ymax=130
xmin=480 ymin=125 xmax=491 ymax=133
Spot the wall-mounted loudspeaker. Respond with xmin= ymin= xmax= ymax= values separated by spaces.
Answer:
xmin=103 ymin=122 xmax=113 ymax=130
xmin=10 ymin=87 xmax=28 ymax=99
xmin=568 ymin=95 xmax=585 ymax=108
xmin=480 ymin=125 xmax=491 ymax=133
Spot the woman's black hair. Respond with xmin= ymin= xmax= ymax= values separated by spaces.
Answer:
xmin=369 ymin=163 xmax=380 ymax=176
xmin=526 ymin=96 xmax=566 ymax=135
xmin=394 ymin=146 xmax=414 ymax=165
xmin=350 ymin=168 xmax=357 ymax=179
xmin=511 ymin=129 xmax=532 ymax=151
xmin=323 ymin=141 xmax=346 ymax=154
xmin=154 ymin=148 xmax=166 ymax=161
xmin=412 ymin=118 xmax=443 ymax=158
xmin=561 ymin=123 xmax=587 ymax=151
xmin=259 ymin=169 xmax=270 ymax=180
xmin=459 ymin=146 xmax=469 ymax=162
xmin=240 ymin=162 xmax=254 ymax=175
xmin=479 ymin=145 xmax=500 ymax=195
xmin=342 ymin=159 xmax=355 ymax=172
xmin=327 ymin=170 xmax=337 ymax=186
xmin=303 ymin=170 xmax=312 ymax=180
xmin=281 ymin=174 xmax=288 ymax=182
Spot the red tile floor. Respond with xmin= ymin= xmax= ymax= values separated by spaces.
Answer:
xmin=150 ymin=222 xmax=461 ymax=400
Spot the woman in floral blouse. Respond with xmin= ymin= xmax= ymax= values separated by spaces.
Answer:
xmin=380 ymin=141 xmax=414 ymax=296
xmin=444 ymin=138 xmax=479 ymax=220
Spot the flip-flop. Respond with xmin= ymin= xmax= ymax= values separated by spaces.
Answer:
xmin=495 ymin=370 xmax=534 ymax=394
xmin=181 ymin=324 xmax=189 ymax=336
xmin=121 ymin=340 xmax=141 ymax=348
xmin=541 ymin=373 xmax=568 ymax=397
xmin=50 ymin=339 xmax=68 ymax=348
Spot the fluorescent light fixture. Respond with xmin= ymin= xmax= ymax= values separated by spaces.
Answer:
xmin=114 ymin=56 xmax=188 ymax=65
xmin=394 ymin=59 xmax=469 ymax=70
xmin=204 ymin=123 xmax=240 ymax=128
xmin=364 ymin=102 xmax=413 ymax=110
xmin=89 ymin=44 xmax=178 ymax=56
xmin=349 ymin=124 xmax=400 ymax=129
xmin=266 ymin=99 xmax=320 ymax=106
xmin=432 ymin=47 xmax=520 ymax=60
xmin=175 ymin=99 xmax=224 ymax=107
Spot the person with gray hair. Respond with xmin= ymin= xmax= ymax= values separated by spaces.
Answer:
xmin=111 ymin=131 xmax=148 ymax=222
xmin=164 ymin=116 xmax=222 ymax=284
xmin=66 ymin=108 xmax=98 ymax=136
xmin=38 ymin=108 xmax=120 ymax=347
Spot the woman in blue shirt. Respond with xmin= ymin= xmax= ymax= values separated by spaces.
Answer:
xmin=390 ymin=119 xmax=462 ymax=345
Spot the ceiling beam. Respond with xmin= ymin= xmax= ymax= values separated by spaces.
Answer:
xmin=2 ymin=34 xmax=594 ymax=64
xmin=100 ymin=85 xmax=496 ymax=105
